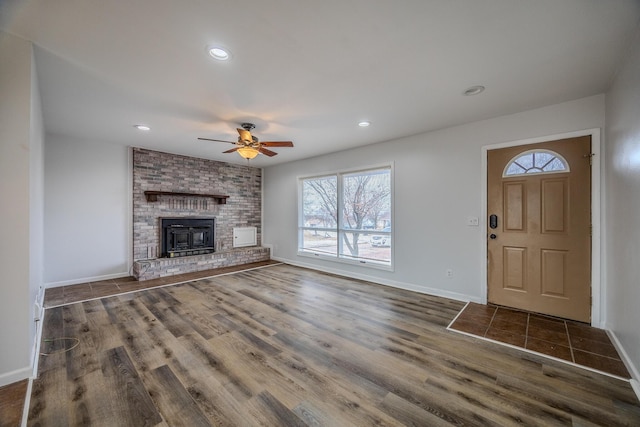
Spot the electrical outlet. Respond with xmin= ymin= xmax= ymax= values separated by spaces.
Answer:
xmin=446 ymin=269 xmax=453 ymax=278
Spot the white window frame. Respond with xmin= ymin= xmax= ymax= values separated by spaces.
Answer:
xmin=298 ymin=164 xmax=394 ymax=271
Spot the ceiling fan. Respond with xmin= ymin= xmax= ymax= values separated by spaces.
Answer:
xmin=198 ymin=123 xmax=294 ymax=160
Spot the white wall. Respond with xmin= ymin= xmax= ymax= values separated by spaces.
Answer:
xmin=264 ymin=95 xmax=605 ymax=302
xmin=29 ymin=38 xmax=45 ymax=367
xmin=0 ymin=31 xmax=42 ymax=386
xmin=605 ymin=28 xmax=640 ymax=386
xmin=44 ymin=134 xmax=130 ymax=286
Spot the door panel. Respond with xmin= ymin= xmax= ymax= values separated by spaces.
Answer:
xmin=540 ymin=249 xmax=567 ymax=296
xmin=541 ymin=178 xmax=568 ymax=233
xmin=503 ymin=247 xmax=527 ymax=291
xmin=487 ymin=136 xmax=591 ymax=322
xmin=504 ymin=182 xmax=526 ymax=231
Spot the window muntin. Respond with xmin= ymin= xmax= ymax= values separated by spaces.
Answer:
xmin=299 ymin=166 xmax=392 ymax=268
xmin=503 ymin=149 xmax=569 ymax=177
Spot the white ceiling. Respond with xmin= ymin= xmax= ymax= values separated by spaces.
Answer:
xmin=1 ymin=0 xmax=639 ymax=166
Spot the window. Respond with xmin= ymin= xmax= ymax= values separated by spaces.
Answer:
xmin=503 ymin=149 xmax=569 ymax=177
xmin=299 ymin=166 xmax=392 ymax=269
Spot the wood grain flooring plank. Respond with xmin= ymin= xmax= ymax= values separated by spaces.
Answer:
xmin=151 ymin=287 xmax=183 ymax=308
xmin=165 ymin=301 xmax=226 ymax=340
xmin=83 ymin=300 xmax=123 ymax=353
xmin=144 ymin=364 xmax=211 ymax=427
xmin=177 ymin=332 xmax=255 ymax=400
xmin=541 ymin=363 xmax=640 ymax=405
xmin=136 ymin=310 xmax=217 ymax=391
xmin=211 ymin=331 xmax=303 ymax=409
xmin=116 ymin=316 xmax=169 ymax=374
xmin=496 ymin=373 xmax=631 ymax=426
xmin=100 ymin=346 xmax=162 ymax=426
xmin=142 ymin=297 xmax=194 ymax=339
xmin=58 ymin=304 xmax=102 ymax=384
xmin=116 ymin=297 xmax=185 ymax=374
xmin=101 ymin=296 xmax=136 ymax=325
xmin=66 ymin=370 xmax=120 ymax=427
xmin=425 ymin=368 xmax=572 ymax=426
xmin=63 ymin=320 xmax=99 ymax=382
xmin=28 ymin=364 xmax=69 ymax=426
xmin=237 ymin=329 xmax=282 ymax=356
xmin=292 ymin=400 xmax=339 ymax=427
xmin=186 ymin=373 xmax=260 ymax=427
xmin=378 ymin=334 xmax=574 ymax=425
xmin=271 ymin=327 xmax=434 ymax=426
xmin=379 ymin=392 xmax=452 ymax=427
xmin=273 ymin=320 xmax=432 ymax=391
xmin=416 ymin=331 xmax=545 ymax=378
xmin=245 ymin=390 xmax=307 ymax=427
xmin=270 ymin=351 xmax=403 ymax=427
xmin=207 ymin=300 xmax=280 ymax=337
xmin=38 ymin=306 xmax=65 ymax=374
xmin=237 ymin=289 xmax=384 ymax=352
xmin=27 ymin=264 xmax=640 ymax=426
xmin=611 ymin=398 xmax=640 ymax=422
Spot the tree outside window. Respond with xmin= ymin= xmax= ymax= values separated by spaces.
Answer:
xmin=299 ymin=166 xmax=392 ymax=267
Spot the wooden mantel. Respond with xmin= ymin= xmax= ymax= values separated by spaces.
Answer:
xmin=144 ymin=191 xmax=229 ymax=204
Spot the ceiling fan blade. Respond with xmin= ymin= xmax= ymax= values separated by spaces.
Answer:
xmin=223 ymin=147 xmax=239 ymax=154
xmin=198 ymin=137 xmax=236 ymax=145
xmin=259 ymin=147 xmax=278 ymax=157
xmin=237 ymin=128 xmax=253 ymax=143
xmin=261 ymin=141 xmax=294 ymax=147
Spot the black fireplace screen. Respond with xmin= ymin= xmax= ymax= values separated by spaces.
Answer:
xmin=160 ymin=217 xmax=215 ymax=258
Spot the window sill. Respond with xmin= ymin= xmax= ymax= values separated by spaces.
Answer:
xmin=297 ymin=250 xmax=393 ymax=272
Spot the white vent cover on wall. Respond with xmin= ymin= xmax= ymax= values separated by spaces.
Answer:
xmin=233 ymin=227 xmax=257 ymax=248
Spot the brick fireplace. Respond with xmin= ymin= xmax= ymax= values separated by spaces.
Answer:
xmin=131 ymin=148 xmax=269 ymax=280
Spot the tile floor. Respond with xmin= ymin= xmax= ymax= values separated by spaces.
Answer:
xmin=449 ymin=302 xmax=630 ymax=379
xmin=44 ymin=260 xmax=280 ymax=307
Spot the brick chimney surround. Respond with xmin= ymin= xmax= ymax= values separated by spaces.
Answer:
xmin=131 ymin=148 xmax=269 ymax=281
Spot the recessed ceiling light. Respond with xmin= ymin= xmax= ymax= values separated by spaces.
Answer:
xmin=358 ymin=121 xmax=371 ymax=127
xmin=463 ymin=85 xmax=485 ymax=96
xmin=207 ymin=45 xmax=231 ymax=61
xmin=134 ymin=125 xmax=151 ymax=131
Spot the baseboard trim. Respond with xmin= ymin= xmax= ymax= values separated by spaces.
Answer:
xmin=607 ymin=329 xmax=640 ymax=401
xmin=0 ymin=366 xmax=32 ymax=388
xmin=631 ymin=379 xmax=640 ymax=403
xmin=21 ymin=378 xmax=33 ymax=427
xmin=271 ymin=256 xmax=480 ymax=304
xmin=45 ymin=271 xmax=130 ymax=288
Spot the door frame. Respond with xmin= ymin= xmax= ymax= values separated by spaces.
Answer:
xmin=480 ymin=128 xmax=602 ymax=326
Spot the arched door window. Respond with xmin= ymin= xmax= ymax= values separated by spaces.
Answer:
xmin=503 ymin=149 xmax=569 ymax=177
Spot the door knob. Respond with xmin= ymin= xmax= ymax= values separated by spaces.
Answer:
xmin=490 ymin=234 xmax=497 ymax=239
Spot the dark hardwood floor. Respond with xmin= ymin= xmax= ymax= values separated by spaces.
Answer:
xmin=0 ymin=379 xmax=27 ymax=427
xmin=27 ymin=264 xmax=640 ymax=425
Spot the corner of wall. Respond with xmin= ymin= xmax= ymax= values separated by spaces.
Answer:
xmin=607 ymin=328 xmax=640 ymax=401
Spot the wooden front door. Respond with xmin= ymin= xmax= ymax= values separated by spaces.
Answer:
xmin=487 ymin=136 xmax=592 ymax=322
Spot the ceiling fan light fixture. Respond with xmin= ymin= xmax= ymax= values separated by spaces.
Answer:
xmin=237 ymin=146 xmax=259 ymax=159
xmin=207 ymin=45 xmax=231 ymax=61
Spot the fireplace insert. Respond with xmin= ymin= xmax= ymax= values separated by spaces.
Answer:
xmin=160 ymin=217 xmax=215 ymax=258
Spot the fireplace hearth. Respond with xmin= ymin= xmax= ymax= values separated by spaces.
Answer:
xmin=161 ymin=217 xmax=215 ymax=258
